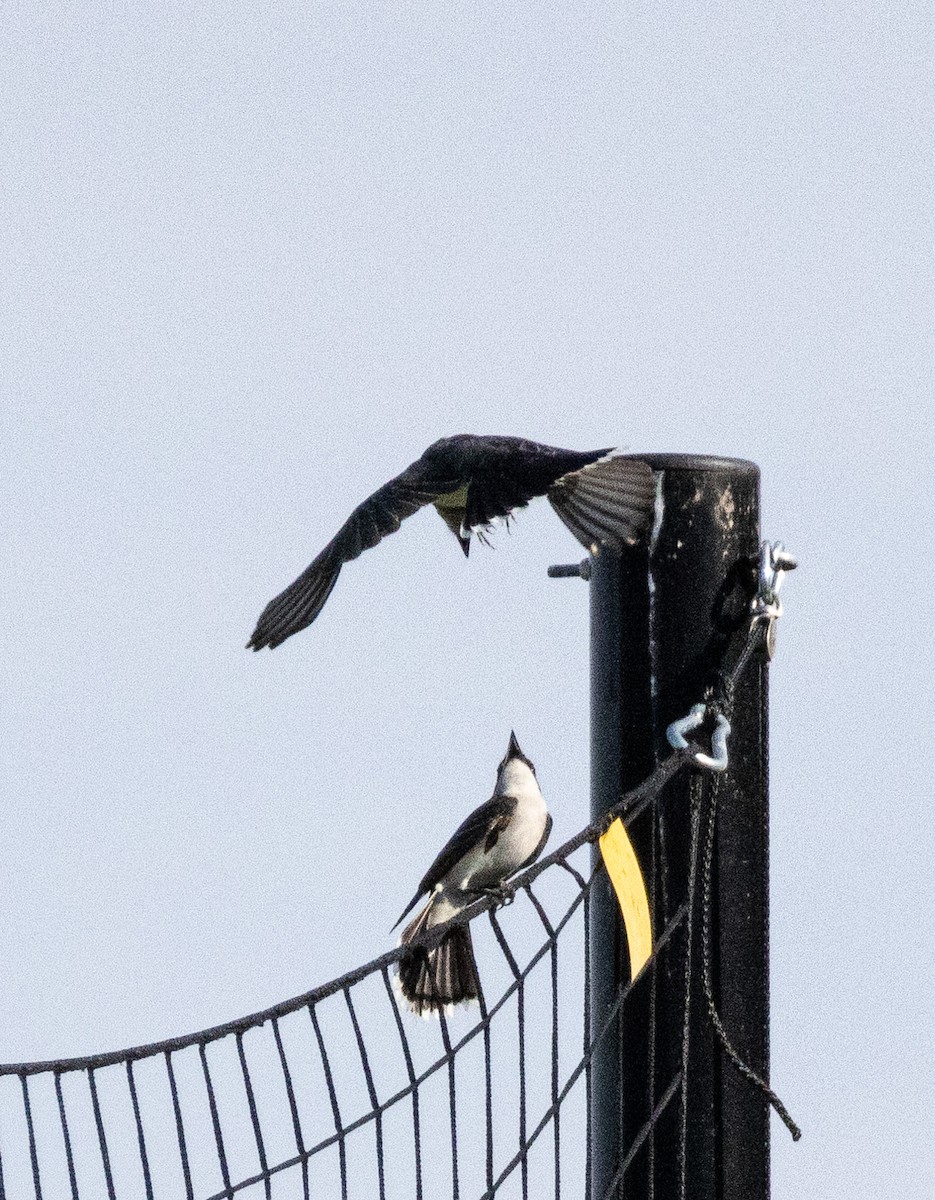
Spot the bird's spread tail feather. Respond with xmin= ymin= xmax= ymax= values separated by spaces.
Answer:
xmin=548 ymin=456 xmax=654 ymax=552
xmin=396 ymin=901 xmax=482 ymax=1018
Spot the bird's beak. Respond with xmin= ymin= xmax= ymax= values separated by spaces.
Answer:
xmin=507 ymin=730 xmax=523 ymax=759
xmin=459 ymin=534 xmax=471 ymax=558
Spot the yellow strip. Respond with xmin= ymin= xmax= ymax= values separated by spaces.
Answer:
xmin=599 ymin=819 xmax=653 ymax=980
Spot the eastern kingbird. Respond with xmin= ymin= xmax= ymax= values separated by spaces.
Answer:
xmin=394 ymin=731 xmax=551 ymax=1017
xmin=247 ymin=434 xmax=653 ymax=649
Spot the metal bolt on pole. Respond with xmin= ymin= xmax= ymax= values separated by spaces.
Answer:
xmin=588 ymin=455 xmax=769 ymax=1200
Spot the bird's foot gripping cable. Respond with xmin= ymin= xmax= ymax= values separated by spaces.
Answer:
xmin=471 ymin=881 xmax=518 ymax=908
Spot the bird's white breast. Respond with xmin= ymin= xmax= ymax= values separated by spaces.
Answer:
xmin=490 ymin=788 xmax=548 ymax=875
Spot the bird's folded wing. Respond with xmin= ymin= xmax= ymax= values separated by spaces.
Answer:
xmin=247 ymin=460 xmax=460 ymax=650
xmin=416 ymin=794 xmax=517 ymax=895
xmin=548 ymin=456 xmax=655 ymax=552
xmin=392 ymin=793 xmax=516 ymax=930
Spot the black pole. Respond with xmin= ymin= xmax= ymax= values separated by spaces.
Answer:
xmin=588 ymin=455 xmax=769 ymax=1200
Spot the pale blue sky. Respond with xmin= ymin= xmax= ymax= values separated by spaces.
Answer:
xmin=2 ymin=2 xmax=933 ymax=1196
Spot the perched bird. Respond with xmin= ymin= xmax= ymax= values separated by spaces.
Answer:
xmin=394 ymin=731 xmax=551 ymax=1017
xmin=247 ymin=434 xmax=654 ymax=650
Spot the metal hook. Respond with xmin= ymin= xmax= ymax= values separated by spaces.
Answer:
xmin=666 ymin=703 xmax=731 ymax=772
xmin=755 ymin=541 xmax=797 ymax=617
xmin=752 ymin=541 xmax=797 ymax=659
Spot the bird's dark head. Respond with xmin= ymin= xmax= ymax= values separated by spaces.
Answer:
xmin=500 ymin=730 xmax=536 ymax=774
xmin=496 ymin=730 xmax=540 ymax=798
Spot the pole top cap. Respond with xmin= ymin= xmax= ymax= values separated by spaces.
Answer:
xmin=618 ymin=453 xmax=759 ymax=476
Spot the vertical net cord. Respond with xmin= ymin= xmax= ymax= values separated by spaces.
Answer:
xmin=54 ymin=1072 xmax=80 ymax=1200
xmin=525 ymin=887 xmax=560 ymax=1199
xmin=20 ymin=1074 xmax=42 ymax=1200
xmin=199 ymin=1042 xmax=233 ymax=1198
xmin=344 ymin=988 xmax=386 ymax=1200
xmin=584 ymin=885 xmax=593 ymax=1200
xmin=552 ymin=927 xmax=561 ymax=1200
xmin=381 ymin=967 xmax=424 ymax=1200
xmin=648 ymin=794 xmax=659 ymax=1200
xmin=699 ymin=775 xmax=801 ymax=1141
xmin=309 ymin=1003 xmax=348 ymax=1200
xmin=488 ymin=908 xmax=528 ymax=1200
xmin=126 ymin=1060 xmax=155 ymax=1200
xmin=600 ymin=1074 xmax=684 ymax=1200
xmin=165 ymin=1051 xmax=195 ymax=1200
xmin=271 ymin=1016 xmax=309 ymax=1200
xmin=235 ymin=1032 xmax=271 ymax=1200
xmin=679 ymin=776 xmax=703 ymax=1200
xmin=475 ymin=988 xmax=495 ymax=1196
xmin=656 ymin=806 xmax=671 ymax=931
xmin=88 ymin=1069 xmax=116 ymax=1200
xmin=557 ymin=859 xmax=594 ymax=1200
xmin=436 ymin=1005 xmax=460 ymax=1200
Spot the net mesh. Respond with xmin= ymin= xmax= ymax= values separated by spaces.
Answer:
xmin=0 ymin=617 xmax=796 ymax=1198
xmin=0 ymin=752 xmax=699 ymax=1200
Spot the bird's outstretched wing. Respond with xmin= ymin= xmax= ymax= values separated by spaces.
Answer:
xmin=548 ymin=455 xmax=655 ymax=552
xmin=392 ymin=794 xmax=517 ymax=929
xmin=247 ymin=458 xmax=460 ymax=650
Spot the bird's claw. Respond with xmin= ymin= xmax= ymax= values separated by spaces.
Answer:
xmin=473 ymin=882 xmax=517 ymax=908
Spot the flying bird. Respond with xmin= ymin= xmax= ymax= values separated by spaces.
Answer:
xmin=394 ymin=731 xmax=551 ymax=1017
xmin=247 ymin=434 xmax=654 ymax=650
